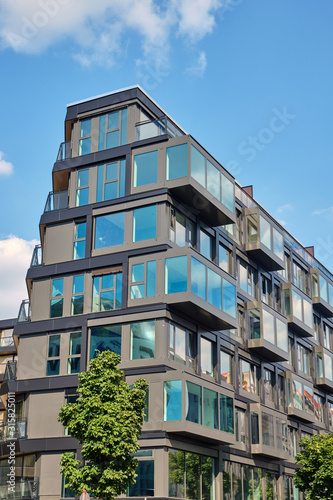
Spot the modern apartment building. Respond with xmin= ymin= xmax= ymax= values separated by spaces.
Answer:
xmin=1 ymin=85 xmax=333 ymax=500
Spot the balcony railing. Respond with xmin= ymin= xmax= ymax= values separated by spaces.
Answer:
xmin=0 ymin=337 xmax=14 ymax=348
xmin=4 ymin=361 xmax=16 ymax=381
xmin=17 ymin=300 xmax=30 ymax=323
xmin=56 ymin=141 xmax=71 ymax=162
xmin=0 ymin=418 xmax=26 ymax=442
xmin=30 ymin=244 xmax=42 ymax=267
xmin=44 ymin=190 xmax=68 ymax=212
xmin=0 ymin=479 xmax=39 ymax=500
xmin=135 ymin=116 xmax=183 ymax=142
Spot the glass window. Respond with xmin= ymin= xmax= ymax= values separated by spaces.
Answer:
xmin=262 ymin=309 xmax=274 ymax=344
xmin=71 ymin=275 xmax=84 ymax=315
xmin=207 ymin=268 xmax=222 ymax=309
xmin=200 ymin=229 xmax=213 ymax=260
xmin=263 ymin=369 xmax=274 ymax=404
xmin=219 ymin=244 xmax=231 ymax=274
xmin=93 ymin=272 xmax=122 ymax=312
xmin=168 ymin=450 xmax=185 ymax=498
xmin=76 ymin=169 xmax=89 ymax=206
xmin=273 ymin=228 xmax=284 ymax=260
xmin=313 ymin=315 xmax=321 ymax=342
xmin=239 ymin=260 xmax=256 ymax=297
xmin=320 ymin=275 xmax=328 ymax=303
xmin=170 ymin=208 xmax=186 ymax=246
xmin=130 ymin=261 xmax=156 ymax=299
xmin=133 ymin=150 xmax=158 ymax=187
xmin=186 ymin=452 xmax=200 ymax=500
xmin=297 ymin=345 xmax=311 ymax=376
xmin=303 ymin=299 xmax=313 ymax=328
xmin=276 ymin=318 xmax=288 ymax=352
xmin=133 ymin=205 xmax=157 ymax=242
xmin=235 ymin=408 xmax=246 ymax=444
xmin=292 ymin=379 xmax=303 ymax=410
xmin=68 ymin=332 xmax=81 ymax=374
xmin=249 ymin=309 xmax=261 ymax=340
xmin=166 ymin=143 xmax=188 ymax=180
xmin=207 ymin=161 xmax=221 ymax=200
xmin=94 ymin=212 xmax=125 ymax=249
xmin=191 ymin=145 xmax=205 ymax=186
xmin=186 ymin=381 xmax=202 ymax=424
xmin=164 ymin=380 xmax=182 ymax=421
xmin=240 ymin=360 xmax=258 ymax=395
xmin=314 ymin=394 xmax=325 ymax=424
xmin=293 ymin=262 xmax=307 ymax=294
xmin=304 ymin=385 xmax=314 ymax=415
xmin=130 ymin=321 xmax=155 ymax=359
xmin=191 ymin=257 xmax=206 ymax=300
xmin=324 ymin=353 xmax=333 ymax=381
xmin=98 ymin=109 xmax=127 ymax=151
xmin=203 ymin=388 xmax=218 ymax=429
xmin=260 ymin=216 xmax=271 ymax=250
xmin=220 ymin=350 xmax=233 ymax=384
xmin=316 ymin=352 xmax=323 ymax=378
xmin=247 ymin=214 xmax=258 ymax=244
xmin=165 ymin=256 xmax=187 ymax=294
xmin=89 ymin=324 xmax=122 ymax=360
xmin=79 ymin=119 xmax=91 ymax=156
xmin=47 ymin=334 xmax=60 ymax=376
xmin=223 ymin=278 xmax=236 ymax=318
xmin=262 ymin=412 xmax=274 ymax=447
xmin=201 ymin=337 xmax=214 ymax=377
xmin=73 ymin=221 xmax=86 ymax=260
xmin=96 ymin=160 xmax=126 ymax=201
xmin=169 ymin=324 xmax=186 ymax=364
xmin=221 ymin=174 xmax=235 ymax=213
xmin=50 ymin=278 xmax=64 ymax=318
xmin=128 ymin=460 xmax=154 ymax=497
xmin=292 ymin=290 xmax=302 ymax=321
xmin=220 ymin=395 xmax=234 ymax=433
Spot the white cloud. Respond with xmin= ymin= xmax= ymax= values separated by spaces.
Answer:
xmin=186 ymin=50 xmax=207 ymax=77
xmin=0 ymin=236 xmax=39 ymax=320
xmin=312 ymin=207 xmax=333 ymax=216
xmin=0 ymin=151 xmax=13 ymax=176
xmin=0 ymin=0 xmax=221 ymax=70
xmin=276 ymin=203 xmax=293 ymax=214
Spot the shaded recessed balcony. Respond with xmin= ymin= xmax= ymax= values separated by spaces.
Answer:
xmin=246 ymin=301 xmax=289 ymax=362
xmin=282 ymin=283 xmax=314 ymax=337
xmin=285 ymin=372 xmax=315 ymax=423
xmin=244 ymin=207 xmax=284 ymax=271
xmin=250 ymin=403 xmax=289 ymax=460
xmin=311 ymin=268 xmax=333 ymax=317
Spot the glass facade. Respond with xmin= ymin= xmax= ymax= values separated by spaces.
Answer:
xmin=130 ymin=321 xmax=155 ymax=359
xmin=95 ymin=212 xmax=125 ymax=248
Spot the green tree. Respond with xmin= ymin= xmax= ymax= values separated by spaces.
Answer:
xmin=58 ymin=350 xmax=148 ymax=500
xmin=295 ymin=433 xmax=333 ymax=500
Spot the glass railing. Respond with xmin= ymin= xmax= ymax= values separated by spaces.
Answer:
xmin=30 ymin=244 xmax=42 ymax=267
xmin=0 ymin=337 xmax=14 ymax=348
xmin=17 ymin=300 xmax=30 ymax=323
xmin=4 ymin=361 xmax=16 ymax=381
xmin=44 ymin=190 xmax=68 ymax=212
xmin=56 ymin=141 xmax=71 ymax=162
xmin=135 ymin=116 xmax=183 ymax=141
xmin=0 ymin=419 xmax=26 ymax=442
xmin=0 ymin=479 xmax=39 ymax=500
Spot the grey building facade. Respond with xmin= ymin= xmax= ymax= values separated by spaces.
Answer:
xmin=1 ymin=85 xmax=333 ymax=500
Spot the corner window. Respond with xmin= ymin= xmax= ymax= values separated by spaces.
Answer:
xmin=130 ymin=261 xmax=156 ymax=299
xmin=94 ymin=212 xmax=125 ymax=249
xmin=76 ymin=169 xmax=89 ymax=206
xmin=165 ymin=256 xmax=187 ymax=294
xmin=68 ymin=332 xmax=81 ymax=374
xmin=93 ymin=272 xmax=122 ymax=311
xmin=47 ymin=334 xmax=60 ymax=376
xmin=89 ymin=324 xmax=122 ymax=360
xmin=219 ymin=243 xmax=232 ymax=274
xmin=98 ymin=109 xmax=127 ymax=150
xmin=130 ymin=321 xmax=155 ymax=359
xmin=170 ymin=207 xmax=195 ymax=247
xmin=71 ymin=275 xmax=84 ymax=315
xmin=133 ymin=205 xmax=157 ymax=242
xmin=169 ymin=322 xmax=196 ymax=369
xmin=73 ymin=221 xmax=86 ymax=260
xmin=133 ymin=150 xmax=158 ymax=187
xmin=97 ymin=160 xmax=125 ymax=202
xmin=166 ymin=143 xmax=188 ymax=180
xmin=79 ymin=119 xmax=91 ymax=156
xmin=164 ymin=380 xmax=182 ymax=421
xmin=50 ymin=278 xmax=64 ymax=318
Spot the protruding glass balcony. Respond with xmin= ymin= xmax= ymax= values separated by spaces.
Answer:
xmin=17 ymin=300 xmax=31 ymax=323
xmin=246 ymin=301 xmax=289 ymax=362
xmin=132 ymin=136 xmax=236 ymax=226
xmin=311 ymin=268 xmax=333 ymax=317
xmin=0 ymin=418 xmax=26 ymax=442
xmin=30 ymin=244 xmax=42 ymax=267
xmin=129 ymin=248 xmax=237 ymax=330
xmin=135 ymin=116 xmax=183 ymax=141
xmin=162 ymin=378 xmax=235 ymax=445
xmin=56 ymin=141 xmax=72 ymax=162
xmin=282 ymin=283 xmax=314 ymax=337
xmin=314 ymin=347 xmax=333 ymax=392
xmin=250 ymin=404 xmax=289 ymax=460
xmin=244 ymin=207 xmax=284 ymax=271
xmin=3 ymin=361 xmax=17 ymax=381
xmin=44 ymin=190 xmax=68 ymax=212
xmin=285 ymin=372 xmax=315 ymax=422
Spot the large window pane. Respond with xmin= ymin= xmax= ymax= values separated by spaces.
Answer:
xmin=293 ymin=379 xmax=303 ymax=410
xmin=207 ymin=269 xmax=222 ymax=309
xmin=191 ymin=145 xmax=205 ymax=187
xmin=128 ymin=460 xmax=154 ymax=497
xmin=249 ymin=309 xmax=261 ymax=339
xmin=133 ymin=205 xmax=157 ymax=241
xmin=223 ymin=279 xmax=236 ymax=318
xmin=164 ymin=380 xmax=182 ymax=421
xmin=221 ymin=175 xmax=234 ymax=213
xmin=303 ymin=299 xmax=313 ymax=328
xmin=89 ymin=325 xmax=122 ymax=360
xmin=320 ymin=275 xmax=328 ymax=302
xmin=262 ymin=412 xmax=274 ymax=447
xmin=186 ymin=453 xmax=200 ymax=500
xmin=186 ymin=381 xmax=202 ymax=424
xmin=133 ymin=150 xmax=158 ymax=187
xmin=200 ymin=229 xmax=213 ymax=260
xmin=220 ymin=395 xmax=234 ymax=433
xmin=273 ymin=228 xmax=284 ymax=260
xmin=292 ymin=290 xmax=302 ymax=321
xmin=207 ymin=161 xmax=221 ymax=200
xmin=166 ymin=143 xmax=188 ymax=180
xmin=169 ymin=450 xmax=184 ymax=498
xmin=130 ymin=321 xmax=155 ymax=359
xmin=203 ymin=388 xmax=218 ymax=429
xmin=260 ymin=216 xmax=271 ymax=250
xmin=191 ymin=257 xmax=206 ymax=300
xmin=262 ymin=309 xmax=274 ymax=344
xmin=276 ymin=319 xmax=288 ymax=351
xmin=201 ymin=338 xmax=213 ymax=376
xmin=95 ymin=212 xmax=125 ymax=248
xmin=165 ymin=256 xmax=187 ymax=294
xmin=220 ymin=351 xmax=233 ymax=384
xmin=201 ymin=456 xmax=214 ymax=500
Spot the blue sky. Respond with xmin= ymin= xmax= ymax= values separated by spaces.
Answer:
xmin=0 ymin=0 xmax=332 ymax=318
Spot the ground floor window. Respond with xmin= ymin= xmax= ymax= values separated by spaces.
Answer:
xmin=128 ymin=460 xmax=154 ymax=496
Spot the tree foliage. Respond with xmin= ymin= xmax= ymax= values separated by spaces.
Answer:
xmin=58 ymin=350 xmax=148 ymax=500
xmin=294 ymin=433 xmax=333 ymax=500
